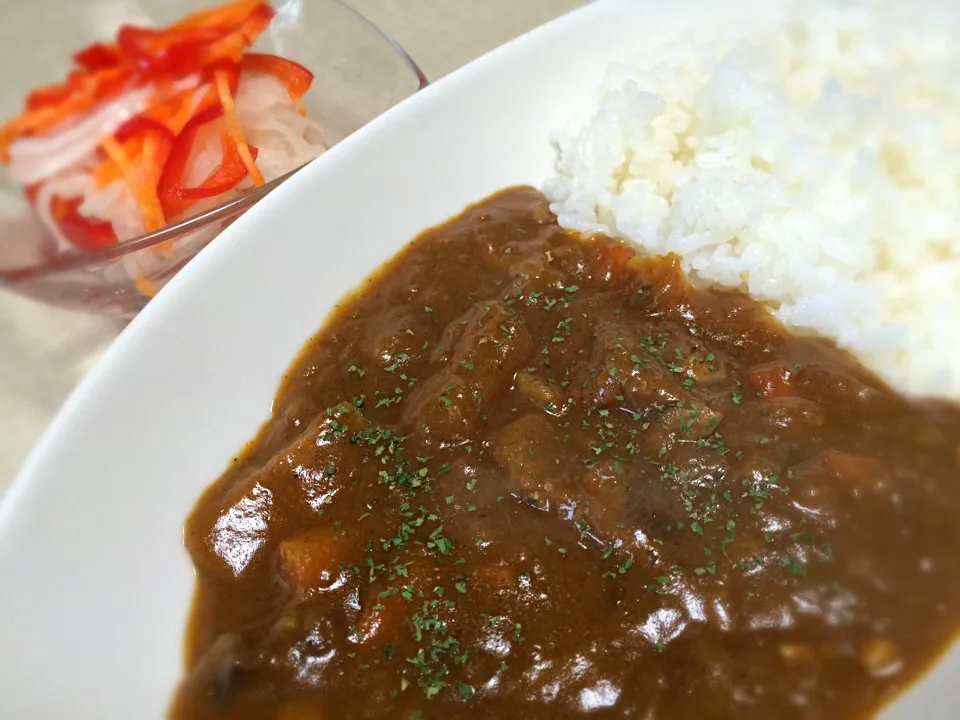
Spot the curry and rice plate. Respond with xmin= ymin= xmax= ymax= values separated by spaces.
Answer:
xmin=171 ymin=1 xmax=960 ymax=718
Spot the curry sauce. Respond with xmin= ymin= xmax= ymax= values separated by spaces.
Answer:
xmin=171 ymin=187 xmax=960 ymax=719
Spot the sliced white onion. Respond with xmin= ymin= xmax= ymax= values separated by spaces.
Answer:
xmin=182 ymin=122 xmax=224 ymax=189
xmin=6 ymin=74 xmax=201 ymax=186
xmin=78 ymin=178 xmax=144 ymax=241
xmin=234 ymin=75 xmax=327 ymax=182
xmin=233 ymin=72 xmax=293 ymax=114
xmin=8 ymin=89 xmax=153 ymax=185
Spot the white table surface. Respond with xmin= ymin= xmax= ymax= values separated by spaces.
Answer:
xmin=0 ymin=0 xmax=586 ymax=496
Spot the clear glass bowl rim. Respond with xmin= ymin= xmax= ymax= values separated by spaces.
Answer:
xmin=0 ymin=0 xmax=428 ymax=284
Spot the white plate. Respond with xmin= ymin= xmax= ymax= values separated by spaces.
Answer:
xmin=0 ymin=0 xmax=957 ymax=716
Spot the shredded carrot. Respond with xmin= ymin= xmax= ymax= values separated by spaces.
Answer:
xmin=155 ymin=240 xmax=175 ymax=258
xmin=200 ymin=33 xmax=247 ymax=67
xmin=214 ymin=69 xmax=264 ymax=186
xmin=140 ymin=134 xmax=174 ymax=257
xmin=135 ymin=274 xmax=159 ymax=298
xmin=169 ymin=93 xmax=199 ymax=134
xmin=143 ymin=87 xmax=197 ymax=134
xmin=101 ymin=136 xmax=167 ymax=231
xmin=93 ymin=161 xmax=120 ymax=188
xmin=142 ymin=133 xmax=159 ymax=185
xmin=93 ymin=137 xmax=143 ymax=188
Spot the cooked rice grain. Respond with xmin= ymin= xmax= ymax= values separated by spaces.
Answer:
xmin=545 ymin=0 xmax=960 ymax=397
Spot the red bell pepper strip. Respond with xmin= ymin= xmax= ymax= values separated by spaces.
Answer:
xmin=25 ymin=84 xmax=75 ymax=113
xmin=196 ymin=4 xmax=276 ymax=67
xmin=180 ymin=132 xmax=258 ymax=200
xmin=72 ymin=42 xmax=122 ymax=72
xmin=192 ymin=59 xmax=242 ymax=119
xmin=117 ymin=25 xmax=225 ymax=75
xmin=158 ymin=105 xmax=221 ymax=216
xmin=117 ymin=2 xmax=273 ymax=73
xmin=114 ymin=116 xmax=176 ymax=170
xmin=173 ymin=0 xmax=264 ymax=31
xmin=50 ymin=195 xmax=119 ymax=252
xmin=241 ymin=53 xmax=314 ymax=101
xmin=212 ymin=68 xmax=264 ymax=186
xmin=237 ymin=3 xmax=275 ymax=43
xmin=158 ymin=103 xmax=255 ymax=217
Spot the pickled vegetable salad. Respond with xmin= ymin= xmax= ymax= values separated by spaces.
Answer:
xmin=0 ymin=0 xmax=325 ymax=254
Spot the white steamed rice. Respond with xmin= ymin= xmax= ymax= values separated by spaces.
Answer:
xmin=544 ymin=0 xmax=960 ymax=398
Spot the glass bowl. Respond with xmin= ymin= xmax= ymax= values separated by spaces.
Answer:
xmin=0 ymin=0 xmax=427 ymax=319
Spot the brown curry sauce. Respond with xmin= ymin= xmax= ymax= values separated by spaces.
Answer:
xmin=171 ymin=187 xmax=960 ymax=719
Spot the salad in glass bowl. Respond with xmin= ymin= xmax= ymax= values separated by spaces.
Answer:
xmin=0 ymin=0 xmax=427 ymax=318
